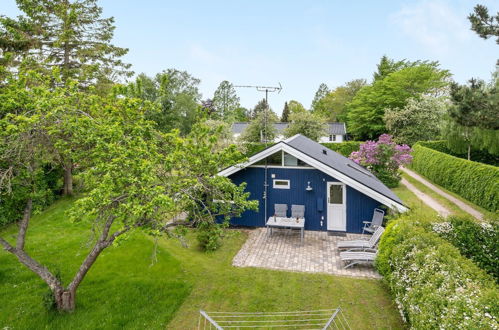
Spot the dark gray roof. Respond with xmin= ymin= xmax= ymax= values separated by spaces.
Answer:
xmin=285 ymin=135 xmax=403 ymax=205
xmin=232 ymin=122 xmax=346 ymax=135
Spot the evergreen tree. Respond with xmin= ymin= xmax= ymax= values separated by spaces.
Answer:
xmin=250 ymin=98 xmax=270 ymax=119
xmin=281 ymin=101 xmax=290 ymax=122
xmin=0 ymin=0 xmax=132 ymax=90
xmin=212 ymin=80 xmax=240 ymax=122
xmin=311 ymin=83 xmax=329 ymax=111
xmin=468 ymin=5 xmax=499 ymax=43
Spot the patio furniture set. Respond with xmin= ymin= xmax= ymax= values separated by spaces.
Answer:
xmin=266 ymin=205 xmax=386 ymax=270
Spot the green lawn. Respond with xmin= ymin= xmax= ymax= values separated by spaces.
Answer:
xmin=0 ymin=198 xmax=404 ymax=329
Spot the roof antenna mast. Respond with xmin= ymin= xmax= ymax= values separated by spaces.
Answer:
xmin=234 ymin=83 xmax=282 ymax=226
xmin=234 ymin=83 xmax=282 ymax=147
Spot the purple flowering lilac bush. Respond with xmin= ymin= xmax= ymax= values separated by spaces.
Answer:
xmin=349 ymin=134 xmax=412 ymax=187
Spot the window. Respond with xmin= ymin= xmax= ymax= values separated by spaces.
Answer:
xmin=254 ymin=151 xmax=282 ymax=166
xmin=283 ymin=152 xmax=311 ymax=167
xmin=273 ymin=179 xmax=290 ymax=189
xmin=332 ymin=135 xmax=337 ymax=142
xmin=329 ymin=184 xmax=343 ymax=204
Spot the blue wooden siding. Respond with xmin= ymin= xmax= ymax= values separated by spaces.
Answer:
xmin=228 ymin=167 xmax=384 ymax=234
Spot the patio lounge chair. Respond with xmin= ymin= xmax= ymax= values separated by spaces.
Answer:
xmin=362 ymin=208 xmax=384 ymax=235
xmin=274 ymin=204 xmax=288 ymax=217
xmin=340 ymin=250 xmax=377 ymax=268
xmin=337 ymin=226 xmax=384 ymax=250
xmin=291 ymin=204 xmax=305 ymax=219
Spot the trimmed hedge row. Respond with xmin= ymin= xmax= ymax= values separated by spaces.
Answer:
xmin=320 ymin=141 xmax=362 ymax=157
xmin=239 ymin=141 xmax=362 ymax=158
xmin=410 ymin=143 xmax=499 ymax=212
xmin=419 ymin=140 xmax=499 ymax=166
xmin=433 ymin=216 xmax=499 ymax=282
xmin=377 ymin=216 xmax=499 ymax=328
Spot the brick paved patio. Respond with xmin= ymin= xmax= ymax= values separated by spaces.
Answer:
xmin=233 ymin=228 xmax=381 ymax=279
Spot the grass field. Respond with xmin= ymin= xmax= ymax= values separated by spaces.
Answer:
xmin=0 ymin=197 xmax=404 ymax=329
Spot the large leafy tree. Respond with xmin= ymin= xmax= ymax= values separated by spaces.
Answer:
xmin=347 ymin=61 xmax=450 ymax=140
xmin=313 ymin=79 xmax=367 ymax=122
xmin=287 ymin=100 xmax=307 ymax=114
xmin=0 ymin=0 xmax=132 ymax=89
xmin=0 ymin=86 xmax=256 ymax=311
xmin=212 ymin=80 xmax=240 ymax=122
xmin=384 ymin=96 xmax=449 ymax=145
xmin=283 ymin=111 xmax=327 ymax=141
xmin=310 ymin=83 xmax=329 ymax=111
xmin=126 ymin=69 xmax=202 ymax=134
xmin=373 ymin=55 xmax=409 ymax=82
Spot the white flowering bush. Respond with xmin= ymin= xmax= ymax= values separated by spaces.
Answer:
xmin=433 ymin=216 xmax=498 ymax=281
xmin=377 ymin=217 xmax=499 ymax=329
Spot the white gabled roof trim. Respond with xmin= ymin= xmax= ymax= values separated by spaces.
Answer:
xmin=218 ymin=142 xmax=408 ymax=213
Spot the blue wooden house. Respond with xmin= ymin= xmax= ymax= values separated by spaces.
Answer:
xmin=218 ymin=134 xmax=407 ymax=234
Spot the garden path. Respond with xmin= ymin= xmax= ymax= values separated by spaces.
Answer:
xmin=400 ymin=177 xmax=451 ymax=217
xmin=401 ymin=167 xmax=483 ymax=220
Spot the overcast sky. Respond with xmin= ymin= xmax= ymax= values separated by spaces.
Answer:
xmin=3 ymin=0 xmax=498 ymax=114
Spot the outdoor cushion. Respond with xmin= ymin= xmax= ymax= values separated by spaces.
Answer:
xmin=291 ymin=204 xmax=305 ymax=218
xmin=274 ymin=204 xmax=288 ymax=217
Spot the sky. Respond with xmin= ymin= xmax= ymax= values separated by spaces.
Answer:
xmin=2 ymin=0 xmax=498 ymax=115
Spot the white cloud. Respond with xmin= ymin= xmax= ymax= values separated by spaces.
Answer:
xmin=391 ymin=1 xmax=472 ymax=55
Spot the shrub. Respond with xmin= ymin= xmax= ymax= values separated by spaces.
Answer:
xmin=419 ymin=140 xmax=499 ymax=166
xmin=349 ymin=134 xmax=412 ymax=188
xmin=410 ymin=143 xmax=499 ymax=212
xmin=196 ymin=221 xmax=226 ymax=252
xmin=377 ymin=216 xmax=499 ymax=329
xmin=432 ymin=216 xmax=499 ymax=282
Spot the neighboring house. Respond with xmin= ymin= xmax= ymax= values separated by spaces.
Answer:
xmin=232 ymin=122 xmax=347 ymax=143
xmin=218 ymin=134 xmax=407 ymax=233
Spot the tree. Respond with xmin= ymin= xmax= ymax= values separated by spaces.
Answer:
xmin=373 ymin=55 xmax=409 ymax=82
xmin=249 ymin=98 xmax=270 ymax=119
xmin=283 ymin=111 xmax=327 ymax=141
xmin=240 ymin=111 xmax=279 ymax=143
xmin=0 ymin=0 xmax=132 ymax=89
xmin=126 ymin=69 xmax=202 ymax=134
xmin=349 ymin=134 xmax=412 ymax=187
xmin=212 ymin=80 xmax=240 ymax=122
xmin=313 ymin=79 xmax=367 ymax=122
xmin=444 ymin=78 xmax=499 ymax=158
xmin=233 ymin=106 xmax=249 ymax=122
xmin=311 ymin=83 xmax=329 ymax=111
xmin=0 ymin=92 xmax=257 ymax=311
xmin=468 ymin=5 xmax=499 ymax=43
xmin=384 ymin=96 xmax=449 ymax=145
xmin=281 ymin=101 xmax=290 ymax=122
xmin=347 ymin=61 xmax=450 ymax=140
xmin=287 ymin=100 xmax=307 ymax=114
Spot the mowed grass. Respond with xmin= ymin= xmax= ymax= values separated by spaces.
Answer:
xmin=1 ymin=198 xmax=404 ymax=329
xmin=0 ymin=198 xmax=191 ymax=329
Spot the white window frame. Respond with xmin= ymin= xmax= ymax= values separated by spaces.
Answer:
xmin=273 ymin=179 xmax=290 ymax=189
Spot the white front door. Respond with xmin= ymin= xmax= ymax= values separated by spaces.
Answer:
xmin=327 ymin=182 xmax=346 ymax=231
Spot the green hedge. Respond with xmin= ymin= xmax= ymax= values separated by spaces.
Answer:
xmin=377 ymin=216 xmax=499 ymax=328
xmin=410 ymin=143 xmax=499 ymax=212
xmin=433 ymin=216 xmax=499 ymax=282
xmin=419 ymin=140 xmax=499 ymax=166
xmin=320 ymin=141 xmax=362 ymax=157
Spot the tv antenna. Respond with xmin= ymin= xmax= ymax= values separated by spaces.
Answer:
xmin=234 ymin=83 xmax=282 ymax=146
xmin=234 ymin=83 xmax=282 ymax=226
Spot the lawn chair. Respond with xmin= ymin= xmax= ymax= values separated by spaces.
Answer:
xmin=340 ymin=249 xmax=377 ymax=268
xmin=362 ymin=208 xmax=384 ymax=235
xmin=291 ymin=204 xmax=305 ymax=219
xmin=274 ymin=204 xmax=288 ymax=217
xmin=337 ymin=226 xmax=384 ymax=250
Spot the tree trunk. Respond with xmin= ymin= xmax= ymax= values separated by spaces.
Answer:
xmin=63 ymin=163 xmax=73 ymax=196
xmin=467 ymin=144 xmax=471 ymax=161
xmin=55 ymin=289 xmax=75 ymax=312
